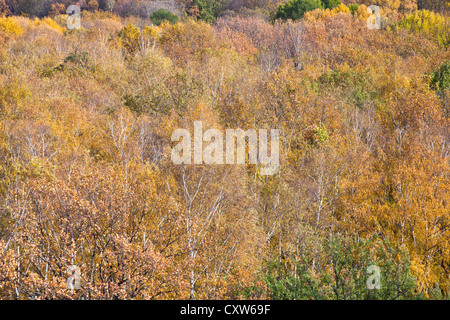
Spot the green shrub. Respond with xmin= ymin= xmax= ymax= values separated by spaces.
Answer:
xmin=275 ymin=0 xmax=323 ymax=20
xmin=348 ymin=3 xmax=359 ymax=15
xmin=275 ymin=0 xmax=342 ymax=20
xmin=430 ymin=61 xmax=450 ymax=93
xmin=266 ymin=235 xmax=420 ymax=300
xmin=190 ymin=0 xmax=224 ymax=24
xmin=150 ymin=9 xmax=179 ymax=26
xmin=321 ymin=0 xmax=341 ymax=10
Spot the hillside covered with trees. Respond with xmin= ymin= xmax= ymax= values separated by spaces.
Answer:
xmin=0 ymin=0 xmax=449 ymax=299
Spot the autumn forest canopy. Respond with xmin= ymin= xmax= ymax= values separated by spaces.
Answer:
xmin=0 ymin=0 xmax=449 ymax=300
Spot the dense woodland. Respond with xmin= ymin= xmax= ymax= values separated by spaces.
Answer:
xmin=0 ymin=0 xmax=449 ymax=299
